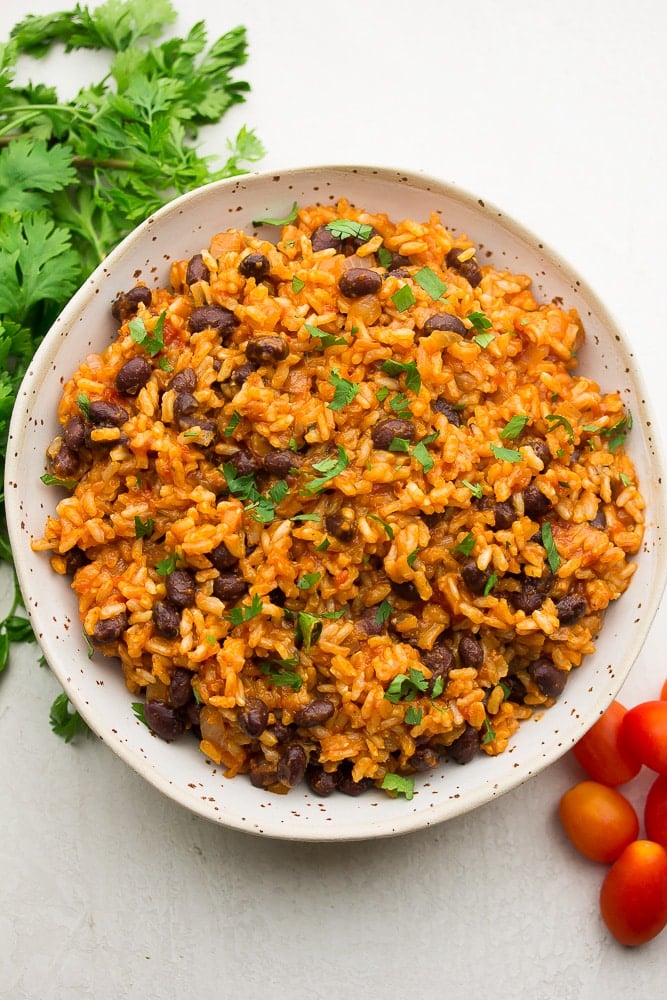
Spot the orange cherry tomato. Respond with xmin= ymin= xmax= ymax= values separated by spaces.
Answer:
xmin=572 ymin=701 xmax=642 ymax=786
xmin=622 ymin=701 xmax=667 ymax=774
xmin=599 ymin=840 xmax=667 ymax=946
xmin=558 ymin=781 xmax=639 ymax=863
xmin=644 ymin=774 xmax=667 ymax=851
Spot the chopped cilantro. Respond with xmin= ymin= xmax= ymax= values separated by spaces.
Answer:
xmin=619 ymin=473 xmax=632 ymax=487
xmin=454 ymin=532 xmax=475 ymax=556
xmin=297 ymin=572 xmax=322 ymax=590
xmin=76 ymin=392 xmax=91 ymax=419
xmin=306 ymin=324 xmax=347 ymax=349
xmin=129 ymin=311 xmax=166 ymax=357
xmin=389 ymin=436 xmax=411 ymax=453
xmin=291 ymin=513 xmax=320 ymax=522
xmin=481 ymin=718 xmax=496 ymax=746
xmin=483 ymin=572 xmax=498 ymax=596
xmin=491 ymin=444 xmax=523 ymax=463
xmin=292 ymin=275 xmax=305 ymax=293
xmin=381 ymin=773 xmax=414 ymax=800
xmin=295 ymin=611 xmax=323 ymax=653
xmin=380 ymin=359 xmax=421 ymax=394
xmin=467 ymin=311 xmax=492 ymax=332
xmin=391 ymin=284 xmax=416 ymax=312
xmin=260 ymin=659 xmax=303 ymax=691
xmin=315 ymin=538 xmax=330 ymax=551
xmin=407 ymin=548 xmax=419 ymax=568
xmin=327 ymin=370 xmax=360 ymax=411
xmin=541 ymin=521 xmax=561 ymax=573
xmin=223 ymin=410 xmax=243 ymax=437
xmin=414 ymin=266 xmax=447 ymax=301
xmin=368 ymin=514 xmax=394 ymax=540
xmin=253 ymin=201 xmax=298 ymax=227
xmin=385 ymin=668 xmax=429 ymax=703
xmin=376 ymin=386 xmax=390 ymax=402
xmin=325 ymin=219 xmax=373 ymax=241
xmin=377 ymin=246 xmax=393 ymax=268
xmin=226 ymin=592 xmax=264 ymax=625
xmin=462 ymin=479 xmax=483 ymax=498
xmin=303 ymin=445 xmax=349 ymax=494
xmin=405 ymin=705 xmax=423 ymax=726
xmin=500 ymin=415 xmax=529 ymax=440
xmin=134 ymin=515 xmax=154 ymax=539
xmin=155 ymin=552 xmax=179 ymax=575
xmin=40 ymin=473 xmax=78 ymax=489
xmin=375 ymin=599 xmax=392 ymax=624
xmin=132 ymin=701 xmax=148 ymax=726
xmin=389 ymin=392 xmax=412 ymax=419
xmin=546 ymin=413 xmax=575 ymax=443
xmin=411 ymin=439 xmax=435 ymax=473
xmin=473 ymin=331 xmax=495 ymax=349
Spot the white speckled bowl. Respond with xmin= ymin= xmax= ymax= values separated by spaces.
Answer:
xmin=6 ymin=166 xmax=666 ymax=840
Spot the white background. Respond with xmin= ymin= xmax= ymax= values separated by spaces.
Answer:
xmin=1 ymin=1 xmax=666 ymax=997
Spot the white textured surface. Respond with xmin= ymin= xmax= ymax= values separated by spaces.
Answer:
xmin=2 ymin=0 xmax=667 ymax=996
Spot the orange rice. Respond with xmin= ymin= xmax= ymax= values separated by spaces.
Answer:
xmin=32 ymin=199 xmax=645 ymax=798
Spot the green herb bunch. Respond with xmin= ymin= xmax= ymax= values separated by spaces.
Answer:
xmin=0 ymin=0 xmax=264 ymax=682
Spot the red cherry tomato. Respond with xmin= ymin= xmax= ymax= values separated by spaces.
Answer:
xmin=644 ymin=774 xmax=667 ymax=851
xmin=572 ymin=701 xmax=642 ymax=786
xmin=622 ymin=701 xmax=667 ymax=774
xmin=599 ymin=840 xmax=667 ymax=946
xmin=558 ymin=781 xmax=639 ymax=863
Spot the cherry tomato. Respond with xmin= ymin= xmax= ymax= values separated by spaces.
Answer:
xmin=644 ymin=774 xmax=667 ymax=850
xmin=558 ymin=780 xmax=639 ymax=863
xmin=599 ymin=840 xmax=667 ymax=946
xmin=622 ymin=701 xmax=667 ymax=774
xmin=572 ymin=701 xmax=642 ymax=786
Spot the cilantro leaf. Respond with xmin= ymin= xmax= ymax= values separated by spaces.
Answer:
xmin=325 ymin=219 xmax=373 ymax=241
xmin=327 ymin=370 xmax=360 ymax=412
xmin=500 ymin=415 xmax=529 ymax=440
xmin=414 ymin=266 xmax=447 ymax=301
xmin=381 ymin=773 xmax=414 ymax=800
xmin=391 ymin=285 xmax=416 ymax=312
xmin=253 ymin=201 xmax=298 ymax=227
xmin=129 ymin=311 xmax=166 ymax=356
xmin=541 ymin=522 xmax=561 ymax=573
xmin=295 ymin=611 xmax=323 ymax=653
xmin=226 ymin=593 xmax=264 ymax=625
xmin=49 ymin=692 xmax=89 ymax=743
xmin=380 ymin=359 xmax=421 ymax=394
xmin=303 ymin=445 xmax=349 ymax=494
xmin=490 ymin=444 xmax=523 ymax=463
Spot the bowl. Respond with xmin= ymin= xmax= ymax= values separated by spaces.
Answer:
xmin=6 ymin=165 xmax=666 ymax=841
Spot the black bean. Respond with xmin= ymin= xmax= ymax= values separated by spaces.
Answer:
xmin=522 ymin=484 xmax=552 ymax=516
xmin=169 ymin=668 xmax=193 ymax=709
xmin=63 ymin=415 xmax=86 ymax=451
xmin=49 ymin=443 xmax=80 ymax=479
xmin=458 ymin=633 xmax=484 ymax=669
xmin=526 ymin=438 xmax=551 ymax=467
xmin=91 ymin=611 xmax=127 ymax=645
xmin=245 ymin=335 xmax=289 ymax=364
xmin=306 ymin=764 xmax=337 ymax=797
xmin=391 ymin=580 xmax=420 ymax=603
xmin=170 ymin=368 xmax=197 ymax=394
xmin=165 ymin=568 xmax=196 ymax=608
xmin=185 ymin=701 xmax=201 ymax=730
xmin=383 ymin=252 xmax=411 ymax=272
xmin=423 ymin=313 xmax=467 ymax=336
xmin=422 ymin=643 xmax=454 ymax=695
xmin=228 ymin=449 xmax=262 ymax=476
xmin=505 ymin=674 xmax=528 ymax=703
xmin=248 ymin=764 xmax=279 ymax=788
xmin=144 ymin=699 xmax=186 ymax=741
xmin=491 ymin=501 xmax=516 ymax=530
xmin=508 ymin=580 xmax=544 ymax=616
xmin=371 ymin=418 xmax=415 ymax=450
xmin=447 ymin=724 xmax=481 ymax=764
xmin=527 ymin=656 xmax=568 ymax=698
xmin=212 ymin=570 xmax=247 ymax=602
xmin=293 ymin=699 xmax=335 ymax=728
xmin=268 ymin=720 xmax=295 ymax=744
xmin=88 ymin=400 xmax=129 ymax=426
xmin=555 ymin=594 xmax=587 ymax=625
xmin=238 ymin=697 xmax=270 ymax=737
xmin=446 ymin=247 xmax=482 ymax=287
xmin=189 ymin=304 xmax=238 ymax=336
xmin=408 ymin=746 xmax=441 ymax=771
xmin=207 ymin=541 xmax=237 ymax=572
xmin=115 ymin=356 xmax=152 ymax=396
xmin=590 ymin=508 xmax=607 ymax=530
xmin=354 ymin=607 xmax=386 ymax=638
xmin=152 ymin=600 xmax=181 ymax=638
xmin=336 ymin=764 xmax=374 ymax=797
xmin=230 ymin=362 xmax=256 ymax=386
xmin=461 ymin=560 xmax=490 ymax=595
xmin=277 ymin=744 xmax=308 ymax=788
xmin=338 ymin=268 xmax=383 ymax=298
xmin=311 ymin=224 xmax=343 ymax=253
xmin=111 ymin=285 xmax=152 ymax=322
xmin=238 ymin=252 xmax=270 ymax=280
xmin=173 ymin=392 xmax=198 ymax=421
xmin=186 ymin=253 xmax=210 ymax=286
xmin=263 ymin=449 xmax=300 ymax=477
xmin=324 ymin=511 xmax=356 ymax=541
xmin=62 ymin=546 xmax=89 ymax=576
xmin=432 ymin=398 xmax=462 ymax=426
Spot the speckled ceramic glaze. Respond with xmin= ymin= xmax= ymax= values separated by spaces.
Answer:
xmin=6 ymin=166 xmax=666 ymax=841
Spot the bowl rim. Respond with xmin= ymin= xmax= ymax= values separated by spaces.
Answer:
xmin=6 ymin=163 xmax=667 ymax=841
